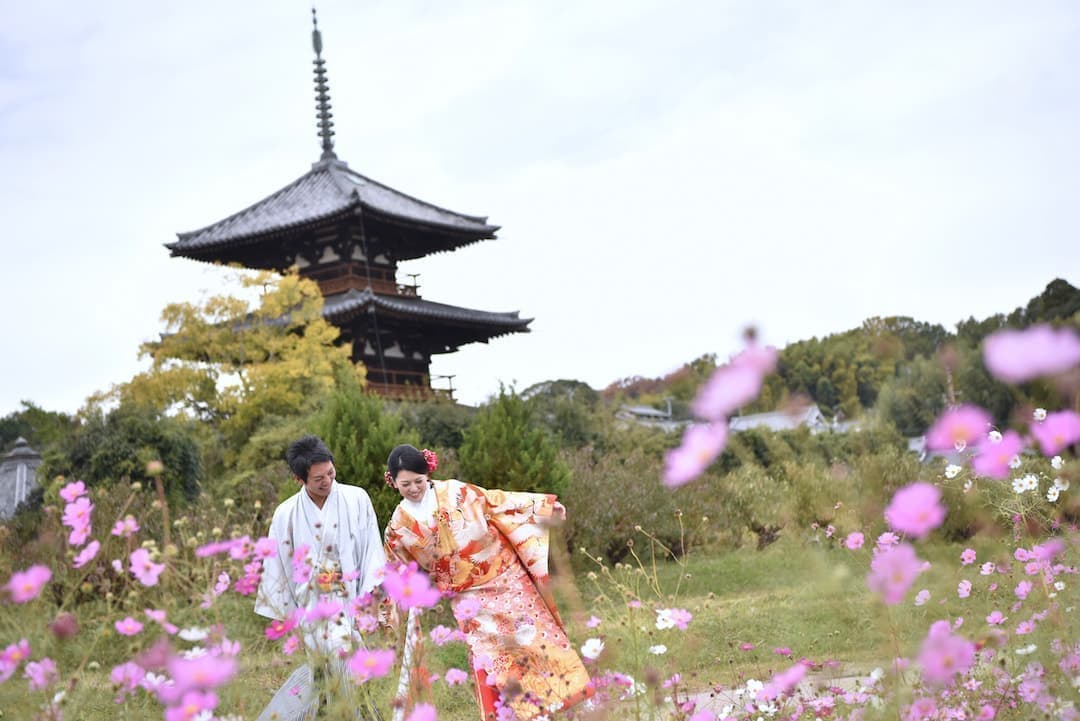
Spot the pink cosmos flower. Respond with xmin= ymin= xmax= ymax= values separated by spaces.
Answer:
xmin=825 ymin=524 xmax=835 ymax=538
xmin=773 ymin=646 xmax=792 ymax=656
xmin=958 ymin=580 xmax=972 ymax=598
xmin=62 ymin=496 xmax=94 ymax=529
xmin=164 ymin=690 xmax=219 ymax=721
xmin=265 ymin=613 xmax=300 ymax=641
xmin=960 ymin=549 xmax=976 ymax=565
xmin=453 ymin=597 xmax=482 ymax=622
xmin=228 ymin=536 xmax=253 ymax=561
xmin=586 ymin=615 xmax=602 ymax=629
xmin=429 ymin=625 xmax=456 ymax=646
xmin=1015 ymin=581 xmax=1032 ymax=600
xmin=356 ymin=614 xmax=379 ymax=633
xmin=194 ymin=540 xmax=235 ymax=558
xmin=692 ymin=344 xmax=777 ymax=421
xmin=59 ymin=479 xmax=87 ymax=503
xmin=655 ymin=608 xmax=692 ymax=630
xmin=976 ymin=704 xmax=996 ymax=720
xmin=739 ymin=642 xmax=755 ymax=651
xmin=253 ymin=537 xmax=277 ymax=560
xmin=980 ymin=562 xmax=995 ymax=575
xmin=884 ymin=483 xmax=946 ymax=539
xmin=305 ymin=599 xmax=344 ymax=623
xmin=347 ymin=648 xmax=395 ymax=682
xmin=876 ymin=532 xmax=900 ymax=551
xmin=757 ymin=663 xmax=807 ymax=701
xmin=165 ymin=654 xmax=237 ymax=696
xmin=129 ymin=548 xmax=166 ymax=587
xmin=1030 ymin=410 xmax=1080 ymax=456
xmin=4 ymin=565 xmax=52 ymax=603
xmin=111 ymin=515 xmax=140 ymax=538
xmin=914 ymin=589 xmax=930 ymax=606
xmin=1016 ymin=620 xmax=1035 ymax=635
xmin=867 ymin=543 xmax=923 ymax=605
xmin=688 ymin=711 xmax=716 ymax=721
xmin=74 ymin=540 xmax=101 ymax=569
xmin=406 ymin=703 xmax=437 ymax=721
xmin=908 ymin=697 xmax=938 ymax=720
xmin=23 ymin=657 xmax=57 ymax=691
xmin=110 ymin=661 xmax=146 ymax=698
xmin=1031 ymin=538 xmax=1065 ymax=562
xmin=971 ymin=430 xmax=1024 ymax=480
xmin=282 ymin=635 xmax=301 ymax=656
xmin=0 ymin=639 xmax=30 ymax=683
xmin=844 ymin=532 xmax=864 ymax=550
xmin=68 ymin=523 xmax=91 ymax=547
xmin=115 ymin=617 xmax=144 ymax=636
xmin=662 ymin=422 xmax=728 ymax=487
xmin=982 ymin=324 xmax=1080 ymax=383
xmin=382 ymin=562 xmax=441 ymax=610
xmin=925 ymin=405 xmax=992 ymax=452
xmin=986 ymin=611 xmax=1007 ymax=625
xmin=443 ymin=669 xmax=467 ymax=687
xmin=917 ymin=620 xmax=975 ymax=685
xmin=1014 ymin=547 xmax=1031 ymax=561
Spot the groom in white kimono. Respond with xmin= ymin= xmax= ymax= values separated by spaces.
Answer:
xmin=255 ymin=435 xmax=387 ymax=721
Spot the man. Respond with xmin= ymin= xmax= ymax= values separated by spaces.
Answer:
xmin=256 ymin=435 xmax=386 ymax=721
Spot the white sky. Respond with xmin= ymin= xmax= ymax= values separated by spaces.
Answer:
xmin=1 ymin=0 xmax=1077 ymax=414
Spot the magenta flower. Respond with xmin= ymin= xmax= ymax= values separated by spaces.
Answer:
xmin=129 ymin=548 xmax=166 ymax=587
xmin=110 ymin=661 xmax=145 ymax=699
xmin=663 ymin=422 xmax=728 ymax=487
xmin=406 ymin=703 xmax=437 ymax=721
xmin=983 ymin=324 xmax=1080 ymax=383
xmin=59 ymin=480 xmax=87 ymax=503
xmin=454 ymin=597 xmax=482 ymax=622
xmin=925 ymin=405 xmax=992 ymax=451
xmin=1016 ymin=620 xmax=1035 ymax=635
xmin=62 ymin=496 xmax=94 ymax=529
xmin=165 ymin=655 xmax=237 ymax=696
xmin=228 ymin=536 xmax=254 ymax=561
xmin=68 ymin=523 xmax=91 ymax=547
xmin=773 ymin=646 xmax=792 ymax=656
xmin=757 ymin=662 xmax=807 ymax=701
xmin=4 ymin=565 xmax=51 ymax=603
xmin=73 ymin=540 xmax=101 ymax=569
xmin=985 ymin=610 xmax=1007 ymax=625
xmin=194 ymin=540 xmax=235 ymax=558
xmin=917 ymin=620 xmax=975 ymax=685
xmin=382 ymin=562 xmax=441 ymax=610
xmin=164 ymin=690 xmax=219 ymax=721
xmin=305 ymin=599 xmax=344 ymax=623
xmin=867 ymin=543 xmax=923 ymax=605
xmin=739 ymin=642 xmax=755 ymax=651
xmin=692 ymin=366 xmax=763 ymax=421
xmin=1031 ymin=410 xmax=1080 ymax=456
xmin=1031 ymin=538 xmax=1065 ymax=562
xmin=914 ymin=589 xmax=930 ymax=606
xmin=23 ymin=657 xmax=56 ymax=692
xmin=253 ymin=537 xmax=277 ymax=560
xmin=844 ymin=532 xmax=864 ymax=550
xmin=957 ymin=580 xmax=972 ymax=598
xmin=875 ymin=532 xmax=899 ymax=551
xmin=264 ymin=612 xmax=300 ymax=641
xmin=444 ymin=668 xmax=468 ymax=686
xmin=111 ymin=515 xmax=139 ymax=538
xmin=883 ymin=483 xmax=946 ymax=539
xmin=960 ymin=548 xmax=976 ymax=565
xmin=0 ymin=639 xmax=30 ymax=682
xmin=115 ymin=617 xmax=143 ymax=636
xmin=1015 ymin=581 xmax=1032 ymax=600
xmin=347 ymin=648 xmax=395 ymax=682
xmin=971 ymin=430 xmax=1024 ymax=480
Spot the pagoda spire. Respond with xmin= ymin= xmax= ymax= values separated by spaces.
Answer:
xmin=311 ymin=7 xmax=337 ymax=161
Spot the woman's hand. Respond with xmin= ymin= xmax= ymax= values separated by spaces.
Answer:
xmin=552 ymin=501 xmax=567 ymax=523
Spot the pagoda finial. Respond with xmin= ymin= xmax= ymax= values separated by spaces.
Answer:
xmin=311 ymin=7 xmax=337 ymax=161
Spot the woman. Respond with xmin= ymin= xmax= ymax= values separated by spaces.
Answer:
xmin=383 ymin=445 xmax=592 ymax=721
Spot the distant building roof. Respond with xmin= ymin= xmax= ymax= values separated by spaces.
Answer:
xmin=0 ymin=438 xmax=42 ymax=521
xmin=168 ymin=159 xmax=498 ymax=258
xmin=729 ymin=404 xmax=829 ymax=433
xmin=321 ymin=288 xmax=530 ymax=334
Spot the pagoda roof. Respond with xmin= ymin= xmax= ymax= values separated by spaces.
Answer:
xmin=322 ymin=288 xmax=531 ymax=337
xmin=167 ymin=159 xmax=498 ymax=258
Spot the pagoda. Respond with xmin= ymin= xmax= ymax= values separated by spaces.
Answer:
xmin=166 ymin=11 xmax=531 ymax=398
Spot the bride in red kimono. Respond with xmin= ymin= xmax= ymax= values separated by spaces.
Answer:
xmin=382 ymin=444 xmax=592 ymax=721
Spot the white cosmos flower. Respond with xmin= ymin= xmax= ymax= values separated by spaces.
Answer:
xmin=1008 ymin=455 xmax=1023 ymax=470
xmin=1053 ymin=477 xmax=1069 ymax=491
xmin=580 ymin=638 xmax=604 ymax=660
xmin=649 ymin=644 xmax=667 ymax=655
xmin=963 ymin=479 xmax=973 ymax=493
xmin=1047 ymin=487 xmax=1060 ymax=503
xmin=1051 ymin=456 xmax=1063 ymax=470
xmin=945 ymin=464 xmax=962 ymax=479
xmin=1054 ymin=581 xmax=1065 ymax=591
xmin=1033 ymin=408 xmax=1047 ymax=422
xmin=178 ymin=627 xmax=209 ymax=642
xmin=988 ymin=430 xmax=1003 ymax=444
xmin=1015 ymin=644 xmax=1038 ymax=655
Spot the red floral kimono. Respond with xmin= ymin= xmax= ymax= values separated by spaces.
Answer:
xmin=384 ymin=479 xmax=591 ymax=721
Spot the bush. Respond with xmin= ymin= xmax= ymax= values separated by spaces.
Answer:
xmin=458 ymin=388 xmax=570 ymax=495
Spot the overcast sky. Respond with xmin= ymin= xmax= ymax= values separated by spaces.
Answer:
xmin=1 ymin=0 xmax=1077 ymax=415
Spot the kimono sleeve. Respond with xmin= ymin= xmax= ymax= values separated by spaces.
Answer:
xmin=254 ymin=507 xmax=296 ymax=621
xmin=352 ymin=489 xmax=388 ymax=598
xmin=467 ymin=482 xmax=557 ymax=582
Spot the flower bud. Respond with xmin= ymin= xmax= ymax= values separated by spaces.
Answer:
xmin=50 ymin=612 xmax=80 ymax=640
xmin=130 ymin=481 xmax=142 ymax=491
xmin=223 ymin=498 xmax=235 ymax=508
xmin=146 ymin=460 xmax=165 ymax=476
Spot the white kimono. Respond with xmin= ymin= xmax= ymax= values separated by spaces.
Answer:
xmin=255 ymin=480 xmax=386 ymax=653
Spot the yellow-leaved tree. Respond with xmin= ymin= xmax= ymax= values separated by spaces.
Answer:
xmin=101 ymin=270 xmax=363 ymax=471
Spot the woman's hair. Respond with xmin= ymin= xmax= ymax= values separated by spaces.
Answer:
xmin=386 ymin=444 xmax=429 ymax=482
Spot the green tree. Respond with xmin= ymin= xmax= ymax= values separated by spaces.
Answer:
xmin=459 ymin=387 xmax=570 ymax=495
xmin=316 ymin=371 xmax=419 ymax=524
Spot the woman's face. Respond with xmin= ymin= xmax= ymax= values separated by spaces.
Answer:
xmin=394 ymin=469 xmax=429 ymax=503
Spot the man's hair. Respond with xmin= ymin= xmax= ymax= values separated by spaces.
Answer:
xmin=286 ymin=435 xmax=335 ymax=482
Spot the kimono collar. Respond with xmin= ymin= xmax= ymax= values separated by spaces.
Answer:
xmin=400 ymin=482 xmax=437 ymax=526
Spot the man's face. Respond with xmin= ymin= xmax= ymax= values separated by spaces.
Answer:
xmin=301 ymin=460 xmax=335 ymax=502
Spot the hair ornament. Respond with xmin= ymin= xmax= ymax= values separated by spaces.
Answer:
xmin=421 ymin=448 xmax=439 ymax=473
xmin=383 ymin=470 xmax=395 ymax=487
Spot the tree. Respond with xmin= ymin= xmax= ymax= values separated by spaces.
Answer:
xmin=459 ymin=387 xmax=570 ymax=495
xmin=105 ymin=270 xmax=361 ymax=463
xmin=316 ymin=370 xmax=419 ymax=524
